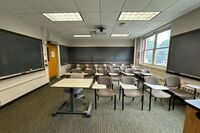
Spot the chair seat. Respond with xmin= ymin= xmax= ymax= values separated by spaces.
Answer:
xmin=111 ymin=76 xmax=120 ymax=81
xmin=97 ymin=89 xmax=115 ymax=97
xmin=169 ymin=89 xmax=193 ymax=99
xmin=146 ymin=89 xmax=171 ymax=98
xmin=124 ymin=90 xmax=143 ymax=97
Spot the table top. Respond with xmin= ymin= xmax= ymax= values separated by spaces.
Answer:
xmin=121 ymin=71 xmax=135 ymax=76
xmin=92 ymin=82 xmax=107 ymax=89
xmin=95 ymin=73 xmax=104 ymax=76
xmin=186 ymin=84 xmax=200 ymax=90
xmin=51 ymin=78 xmax=93 ymax=88
xmin=185 ymin=99 xmax=200 ymax=111
xmin=134 ymin=71 xmax=152 ymax=76
xmin=120 ymin=82 xmax=138 ymax=90
xmin=141 ymin=72 xmax=152 ymax=76
xmin=64 ymin=72 xmax=88 ymax=76
xmin=109 ymin=73 xmax=118 ymax=76
xmin=144 ymin=83 xmax=169 ymax=90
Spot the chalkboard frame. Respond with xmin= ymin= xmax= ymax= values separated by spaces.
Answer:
xmin=0 ymin=29 xmax=45 ymax=80
xmin=166 ymin=28 xmax=200 ymax=80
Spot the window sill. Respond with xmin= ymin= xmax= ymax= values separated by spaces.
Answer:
xmin=139 ymin=63 xmax=166 ymax=71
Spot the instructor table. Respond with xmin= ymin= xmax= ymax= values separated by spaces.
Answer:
xmin=51 ymin=78 xmax=94 ymax=117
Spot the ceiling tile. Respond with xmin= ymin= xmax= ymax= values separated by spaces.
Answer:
xmin=75 ymin=0 xmax=99 ymax=12
xmin=81 ymin=12 xmax=100 ymax=22
xmin=144 ymin=0 xmax=177 ymax=11
xmin=0 ymin=0 xmax=37 ymax=14
xmin=101 ymin=0 xmax=125 ymax=12
xmin=48 ymin=0 xmax=78 ymax=12
xmin=166 ymin=0 xmax=200 ymax=12
xmin=123 ymin=0 xmax=151 ymax=11
xmin=22 ymin=0 xmax=57 ymax=12
xmin=101 ymin=12 xmax=120 ymax=22
xmin=18 ymin=13 xmax=50 ymax=22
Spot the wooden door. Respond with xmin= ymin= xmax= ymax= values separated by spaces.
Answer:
xmin=47 ymin=44 xmax=58 ymax=78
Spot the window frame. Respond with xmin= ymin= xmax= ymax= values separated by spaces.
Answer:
xmin=142 ymin=29 xmax=171 ymax=68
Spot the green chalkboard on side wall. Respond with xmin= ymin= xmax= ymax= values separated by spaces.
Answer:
xmin=0 ymin=29 xmax=44 ymax=79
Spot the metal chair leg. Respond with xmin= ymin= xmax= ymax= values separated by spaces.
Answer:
xmin=168 ymin=97 xmax=171 ymax=111
xmin=132 ymin=97 xmax=135 ymax=101
xmin=172 ymin=95 xmax=176 ymax=110
xmin=119 ymin=86 xmax=121 ymax=101
xmin=122 ymin=89 xmax=124 ymax=110
xmin=141 ymin=95 xmax=144 ymax=110
xmin=114 ymin=95 xmax=116 ymax=110
xmin=154 ymin=97 xmax=157 ymax=101
xmin=149 ymin=89 xmax=152 ymax=111
xmin=95 ymin=90 xmax=97 ymax=110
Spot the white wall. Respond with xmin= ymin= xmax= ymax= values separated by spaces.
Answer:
xmin=69 ymin=39 xmax=134 ymax=47
xmin=0 ymin=9 xmax=68 ymax=106
xmin=136 ymin=7 xmax=200 ymax=86
xmin=171 ymin=7 xmax=200 ymax=36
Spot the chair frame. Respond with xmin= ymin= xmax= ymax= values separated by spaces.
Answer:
xmin=94 ymin=76 xmax=116 ymax=110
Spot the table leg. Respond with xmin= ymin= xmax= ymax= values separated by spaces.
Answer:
xmin=193 ymin=89 xmax=196 ymax=99
xmin=95 ymin=89 xmax=97 ymax=109
xmin=70 ymin=88 xmax=75 ymax=112
xmin=53 ymin=88 xmax=93 ymax=117
xmin=149 ymin=88 xmax=152 ymax=111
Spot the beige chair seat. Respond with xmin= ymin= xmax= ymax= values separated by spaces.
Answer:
xmin=169 ymin=89 xmax=193 ymax=99
xmin=124 ymin=90 xmax=143 ymax=97
xmin=146 ymin=89 xmax=171 ymax=98
xmin=97 ymin=89 xmax=115 ymax=97
xmin=111 ymin=76 xmax=120 ymax=81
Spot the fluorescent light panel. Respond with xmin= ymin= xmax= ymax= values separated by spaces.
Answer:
xmin=118 ymin=12 xmax=160 ymax=20
xmin=73 ymin=34 xmax=91 ymax=37
xmin=111 ymin=34 xmax=129 ymax=37
xmin=43 ymin=13 xmax=83 ymax=21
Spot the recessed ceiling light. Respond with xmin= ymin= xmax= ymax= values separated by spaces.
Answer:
xmin=73 ymin=34 xmax=91 ymax=37
xmin=118 ymin=12 xmax=160 ymax=20
xmin=111 ymin=34 xmax=130 ymax=37
xmin=43 ymin=13 xmax=83 ymax=21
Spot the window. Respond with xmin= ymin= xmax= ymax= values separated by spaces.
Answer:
xmin=143 ymin=29 xmax=171 ymax=67
xmin=143 ymin=35 xmax=155 ymax=64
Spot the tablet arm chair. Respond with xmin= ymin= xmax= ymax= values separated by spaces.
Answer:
xmin=144 ymin=76 xmax=171 ymax=111
xmin=110 ymin=68 xmax=120 ymax=85
xmin=164 ymin=76 xmax=193 ymax=110
xmin=98 ymin=69 xmax=109 ymax=76
xmin=95 ymin=76 xmax=116 ymax=110
xmin=84 ymin=68 xmax=95 ymax=78
xmin=120 ymin=76 xmax=144 ymax=110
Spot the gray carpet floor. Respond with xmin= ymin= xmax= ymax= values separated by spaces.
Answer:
xmin=0 ymin=79 xmax=186 ymax=133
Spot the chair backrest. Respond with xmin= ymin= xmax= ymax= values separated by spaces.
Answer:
xmin=109 ymin=66 xmax=114 ymax=70
xmin=98 ymin=69 xmax=108 ymax=75
xmin=110 ymin=68 xmax=120 ymax=74
xmin=71 ymin=69 xmax=82 ymax=73
xmin=141 ymin=69 xmax=151 ymax=73
xmin=120 ymin=66 xmax=126 ymax=71
xmin=164 ymin=76 xmax=180 ymax=87
xmin=125 ymin=68 xmax=133 ymax=73
xmin=70 ymin=73 xmax=84 ymax=79
xmin=144 ymin=76 xmax=160 ymax=85
xmin=98 ymin=76 xmax=112 ymax=88
xmin=121 ymin=76 xmax=136 ymax=85
xmin=98 ymin=65 xmax=104 ymax=69
xmin=85 ymin=68 xmax=95 ymax=76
